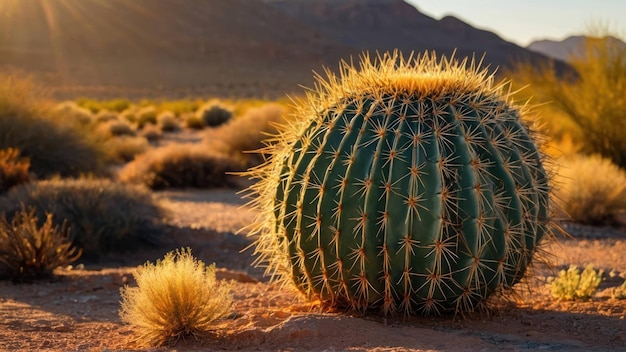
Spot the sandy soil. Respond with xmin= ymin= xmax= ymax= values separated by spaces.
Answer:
xmin=1 ymin=189 xmax=625 ymax=352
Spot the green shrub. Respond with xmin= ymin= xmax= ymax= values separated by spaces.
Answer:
xmin=0 ymin=74 xmax=105 ymax=178
xmin=0 ymin=148 xmax=31 ymax=194
xmin=0 ymin=208 xmax=80 ymax=282
xmin=551 ymin=264 xmax=603 ymax=301
xmin=76 ymin=98 xmax=132 ymax=113
xmin=157 ymin=111 xmax=180 ymax=132
xmin=0 ymin=178 xmax=165 ymax=259
xmin=554 ymin=154 xmax=626 ymax=225
xmin=196 ymin=101 xmax=232 ymax=127
xmin=119 ymin=144 xmax=242 ymax=190
xmin=511 ymin=31 xmax=626 ymax=168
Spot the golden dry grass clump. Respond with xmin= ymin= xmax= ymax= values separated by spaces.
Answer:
xmin=0 ymin=74 xmax=105 ymax=178
xmin=0 ymin=208 xmax=80 ymax=282
xmin=554 ymin=154 xmax=626 ymax=225
xmin=207 ymin=102 xmax=288 ymax=167
xmin=119 ymin=144 xmax=242 ymax=190
xmin=0 ymin=148 xmax=31 ymax=194
xmin=120 ymin=248 xmax=232 ymax=347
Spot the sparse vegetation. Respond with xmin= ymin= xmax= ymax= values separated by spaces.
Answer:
xmin=0 ymin=178 xmax=165 ymax=259
xmin=207 ymin=103 xmax=287 ymax=167
xmin=0 ymin=73 xmax=105 ymax=178
xmin=157 ymin=111 xmax=180 ymax=132
xmin=0 ymin=148 xmax=31 ymax=194
xmin=136 ymin=106 xmax=158 ymax=128
xmin=0 ymin=208 xmax=80 ymax=282
xmin=554 ymin=154 xmax=626 ymax=225
xmin=511 ymin=31 xmax=626 ymax=168
xmin=196 ymin=100 xmax=232 ymax=127
xmin=119 ymin=144 xmax=242 ymax=190
xmin=119 ymin=248 xmax=232 ymax=346
xmin=96 ymin=119 xmax=137 ymax=138
xmin=551 ymin=264 xmax=603 ymax=301
xmin=103 ymin=136 xmax=150 ymax=163
xmin=141 ymin=124 xmax=163 ymax=143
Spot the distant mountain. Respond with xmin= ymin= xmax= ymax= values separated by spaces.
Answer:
xmin=528 ymin=35 xmax=626 ymax=62
xmin=0 ymin=0 xmax=567 ymax=99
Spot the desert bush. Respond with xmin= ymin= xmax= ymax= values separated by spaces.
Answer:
xmin=120 ymin=107 xmax=139 ymax=124
xmin=94 ymin=109 xmax=119 ymax=123
xmin=136 ymin=106 xmax=158 ymax=128
xmin=0 ymin=178 xmax=165 ymax=259
xmin=0 ymin=74 xmax=105 ymax=178
xmin=158 ymin=100 xmax=201 ymax=116
xmin=52 ymin=101 xmax=94 ymax=126
xmin=119 ymin=248 xmax=232 ymax=346
xmin=141 ymin=124 xmax=162 ymax=143
xmin=196 ymin=101 xmax=232 ymax=127
xmin=184 ymin=113 xmax=205 ymax=130
xmin=0 ymin=148 xmax=31 ymax=194
xmin=554 ymin=154 xmax=626 ymax=225
xmin=511 ymin=30 xmax=626 ymax=168
xmin=0 ymin=209 xmax=80 ymax=282
xmin=96 ymin=119 xmax=136 ymax=138
xmin=119 ymin=144 xmax=242 ymax=190
xmin=207 ymin=103 xmax=287 ymax=166
xmin=76 ymin=98 xmax=132 ymax=113
xmin=103 ymin=136 xmax=150 ymax=163
xmin=551 ymin=264 xmax=603 ymax=301
xmin=157 ymin=111 xmax=180 ymax=132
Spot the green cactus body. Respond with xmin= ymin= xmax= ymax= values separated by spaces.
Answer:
xmin=248 ymin=52 xmax=552 ymax=316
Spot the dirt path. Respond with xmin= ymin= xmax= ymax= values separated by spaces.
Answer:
xmin=1 ymin=189 xmax=625 ymax=351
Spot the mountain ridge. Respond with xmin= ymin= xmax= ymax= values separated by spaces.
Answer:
xmin=0 ymin=0 xmax=566 ymax=99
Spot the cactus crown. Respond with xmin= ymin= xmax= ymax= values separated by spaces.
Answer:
xmin=246 ymin=51 xmax=553 ymax=316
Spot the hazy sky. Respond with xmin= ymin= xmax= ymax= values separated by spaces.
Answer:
xmin=406 ymin=0 xmax=626 ymax=46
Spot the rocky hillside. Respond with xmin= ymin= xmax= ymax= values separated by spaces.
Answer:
xmin=528 ymin=35 xmax=626 ymax=61
xmin=0 ymin=0 xmax=564 ymax=99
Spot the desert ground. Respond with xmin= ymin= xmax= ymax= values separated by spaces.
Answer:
xmin=0 ymin=185 xmax=625 ymax=351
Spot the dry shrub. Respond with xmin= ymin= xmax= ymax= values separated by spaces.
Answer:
xmin=207 ymin=103 xmax=287 ymax=167
xmin=136 ymin=106 xmax=158 ymax=128
xmin=184 ymin=113 xmax=205 ymax=130
xmin=96 ymin=119 xmax=137 ymax=138
xmin=157 ymin=111 xmax=180 ymax=132
xmin=52 ymin=101 xmax=94 ymax=126
xmin=119 ymin=144 xmax=242 ymax=190
xmin=511 ymin=29 xmax=626 ymax=168
xmin=0 ymin=208 xmax=80 ymax=282
xmin=0 ymin=73 xmax=105 ymax=178
xmin=0 ymin=178 xmax=165 ymax=259
xmin=119 ymin=248 xmax=232 ymax=346
xmin=95 ymin=109 xmax=119 ymax=123
xmin=141 ymin=124 xmax=163 ymax=143
xmin=554 ymin=154 xmax=626 ymax=225
xmin=76 ymin=98 xmax=132 ymax=113
xmin=103 ymin=136 xmax=150 ymax=163
xmin=0 ymin=148 xmax=31 ymax=194
xmin=120 ymin=107 xmax=139 ymax=124
xmin=196 ymin=100 xmax=232 ymax=127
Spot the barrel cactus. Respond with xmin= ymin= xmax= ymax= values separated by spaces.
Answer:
xmin=247 ymin=51 xmax=553 ymax=316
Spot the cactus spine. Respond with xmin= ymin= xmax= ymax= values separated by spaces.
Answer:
xmin=247 ymin=51 xmax=553 ymax=316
